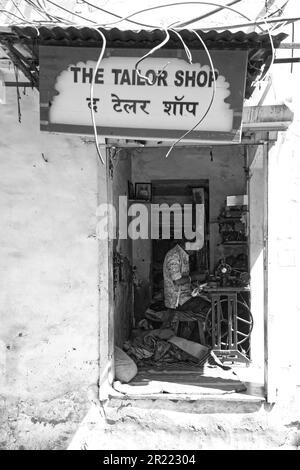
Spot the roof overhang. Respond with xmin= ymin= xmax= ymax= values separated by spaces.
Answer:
xmin=0 ymin=25 xmax=287 ymax=98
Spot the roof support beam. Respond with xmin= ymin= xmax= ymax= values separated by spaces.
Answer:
xmin=0 ymin=40 xmax=38 ymax=88
xmin=242 ymin=104 xmax=293 ymax=131
xmin=278 ymin=42 xmax=300 ymax=49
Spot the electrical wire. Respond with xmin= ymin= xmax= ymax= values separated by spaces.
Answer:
xmin=14 ymin=64 xmax=22 ymax=122
xmin=0 ymin=0 xmax=289 ymax=162
xmin=2 ymin=0 xmax=75 ymax=26
xmin=2 ymin=1 xmax=298 ymax=31
xmin=262 ymin=16 xmax=276 ymax=71
xmin=133 ymin=27 xmax=194 ymax=88
xmin=23 ymin=0 xmax=66 ymax=22
xmin=80 ymin=0 xmax=249 ymax=30
xmin=0 ymin=9 xmax=29 ymax=22
xmin=79 ymin=0 xmax=157 ymax=29
xmin=165 ymin=29 xmax=217 ymax=158
xmin=62 ymin=0 xmax=288 ymax=34
xmin=12 ymin=1 xmax=296 ymax=33
xmin=93 ymin=2 xmax=256 ymax=30
xmin=267 ymin=0 xmax=289 ymax=18
xmin=175 ymin=0 xmax=242 ymax=28
xmin=11 ymin=0 xmax=26 ymax=20
xmin=135 ymin=27 xmax=193 ymax=87
xmin=184 ymin=1 xmax=289 ymax=30
xmin=134 ymin=28 xmax=170 ymax=85
xmin=198 ymin=15 xmax=300 ymax=30
xmin=260 ymin=0 xmax=289 ymax=32
xmin=251 ymin=13 xmax=276 ymax=85
xmin=168 ymin=28 xmax=193 ymax=64
xmin=43 ymin=0 xmax=97 ymax=24
xmin=89 ymin=27 xmax=106 ymax=165
xmin=0 ymin=6 xmax=47 ymax=30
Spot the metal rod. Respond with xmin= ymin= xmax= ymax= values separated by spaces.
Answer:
xmin=217 ymin=296 xmax=222 ymax=349
xmin=0 ymin=40 xmax=37 ymax=88
xmin=4 ymin=81 xmax=31 ymax=87
xmin=274 ymin=57 xmax=300 ymax=63
xmin=233 ymin=295 xmax=238 ymax=347
xmin=228 ymin=296 xmax=233 ymax=348
xmin=291 ymin=22 xmax=295 ymax=73
xmin=211 ymin=295 xmax=216 ymax=348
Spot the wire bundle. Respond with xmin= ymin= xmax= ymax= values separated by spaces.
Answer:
xmin=0 ymin=0 xmax=294 ymax=162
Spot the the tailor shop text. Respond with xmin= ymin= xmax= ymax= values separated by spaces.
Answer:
xmin=70 ymin=66 xmax=218 ymax=88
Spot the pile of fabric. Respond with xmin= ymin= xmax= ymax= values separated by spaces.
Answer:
xmin=123 ymin=306 xmax=210 ymax=369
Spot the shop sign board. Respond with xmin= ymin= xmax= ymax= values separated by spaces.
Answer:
xmin=39 ymin=46 xmax=248 ymax=142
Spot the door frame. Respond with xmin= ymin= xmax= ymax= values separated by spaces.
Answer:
xmin=98 ymin=141 xmax=115 ymax=401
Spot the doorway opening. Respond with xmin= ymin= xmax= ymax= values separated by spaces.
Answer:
xmin=111 ymin=145 xmax=264 ymax=399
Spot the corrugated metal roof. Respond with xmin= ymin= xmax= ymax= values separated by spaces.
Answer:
xmin=11 ymin=25 xmax=286 ymax=49
xmin=0 ymin=26 xmax=288 ymax=98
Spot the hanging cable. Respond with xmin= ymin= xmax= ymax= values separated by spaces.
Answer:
xmin=0 ymin=6 xmax=47 ymax=30
xmin=0 ymin=0 xmax=289 ymax=162
xmin=11 ymin=0 xmax=26 ymax=20
xmin=5 ymin=1 xmax=296 ymax=32
xmin=93 ymin=2 xmax=255 ymax=29
xmin=43 ymin=0 xmax=97 ymax=24
xmin=198 ymin=15 xmax=300 ymax=31
xmin=79 ymin=0 xmax=157 ymax=29
xmin=79 ymin=0 xmax=269 ymax=33
xmin=168 ymin=28 xmax=193 ymax=64
xmin=165 ymin=29 xmax=217 ymax=158
xmin=2 ymin=0 xmax=297 ymax=32
xmin=259 ymin=14 xmax=276 ymax=79
xmin=24 ymin=0 xmax=73 ymax=23
xmin=134 ymin=27 xmax=195 ymax=86
xmin=267 ymin=0 xmax=289 ymax=18
xmin=0 ymin=9 xmax=29 ymax=22
xmin=134 ymin=28 xmax=170 ymax=85
xmin=89 ymin=28 xmax=106 ymax=165
xmin=175 ymin=0 xmax=243 ymax=28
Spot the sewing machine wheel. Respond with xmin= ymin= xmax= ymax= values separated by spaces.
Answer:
xmin=204 ymin=299 xmax=253 ymax=349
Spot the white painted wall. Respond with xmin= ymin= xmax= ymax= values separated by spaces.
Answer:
xmin=0 ymin=88 xmax=104 ymax=448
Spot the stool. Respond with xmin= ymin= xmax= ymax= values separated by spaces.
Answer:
xmin=173 ymin=310 xmax=206 ymax=345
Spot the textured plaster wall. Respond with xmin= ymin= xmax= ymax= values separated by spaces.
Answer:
xmin=0 ymin=88 xmax=102 ymax=449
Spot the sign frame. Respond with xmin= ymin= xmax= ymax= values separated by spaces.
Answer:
xmin=39 ymin=46 xmax=248 ymax=142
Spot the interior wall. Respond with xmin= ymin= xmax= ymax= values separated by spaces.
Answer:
xmin=131 ymin=145 xmax=247 ymax=315
xmin=112 ymin=150 xmax=133 ymax=347
xmin=0 ymin=88 xmax=102 ymax=449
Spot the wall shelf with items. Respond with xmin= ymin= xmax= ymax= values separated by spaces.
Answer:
xmin=216 ymin=200 xmax=249 ymax=276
